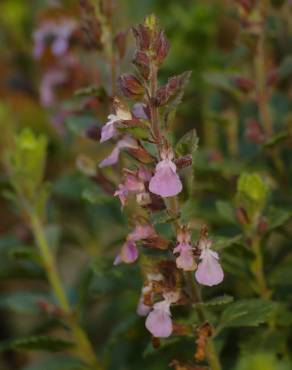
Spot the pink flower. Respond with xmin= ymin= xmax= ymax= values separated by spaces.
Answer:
xmin=145 ymin=300 xmax=172 ymax=338
xmin=100 ymin=109 xmax=132 ymax=143
xmin=128 ymin=224 xmax=155 ymax=241
xmin=99 ymin=137 xmax=138 ymax=168
xmin=145 ymin=292 xmax=179 ymax=338
xmin=114 ymin=223 xmax=155 ymax=265
xmin=114 ymin=167 xmax=151 ymax=207
xmin=174 ymin=242 xmax=196 ymax=271
xmin=195 ymin=240 xmax=224 ymax=286
xmin=149 ymin=152 xmax=182 ymax=197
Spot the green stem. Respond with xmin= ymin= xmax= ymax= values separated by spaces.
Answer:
xmin=29 ymin=213 xmax=102 ymax=370
xmin=250 ymin=235 xmax=271 ymax=299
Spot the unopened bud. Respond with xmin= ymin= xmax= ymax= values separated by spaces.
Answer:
xmin=118 ymin=74 xmax=145 ymax=99
xmin=234 ymin=76 xmax=254 ymax=93
xmin=153 ymin=30 xmax=170 ymax=65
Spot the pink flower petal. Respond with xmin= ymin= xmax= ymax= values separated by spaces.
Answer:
xmin=145 ymin=308 xmax=172 ymax=338
xmin=195 ymin=248 xmax=224 ymax=286
xmin=99 ymin=146 xmax=120 ymax=168
xmin=149 ymin=159 xmax=182 ymax=197
xmin=137 ymin=298 xmax=151 ymax=316
xmin=120 ymin=241 xmax=138 ymax=263
xmin=100 ymin=115 xmax=118 ymax=143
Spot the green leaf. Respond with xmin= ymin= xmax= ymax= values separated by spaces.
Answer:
xmin=0 ymin=292 xmax=46 ymax=314
xmin=0 ymin=336 xmax=73 ymax=352
xmin=176 ymin=129 xmax=199 ymax=158
xmin=22 ymin=356 xmax=88 ymax=370
xmin=266 ymin=207 xmax=291 ymax=231
xmin=216 ymin=200 xmax=236 ymax=224
xmin=262 ymin=131 xmax=289 ymax=149
xmin=269 ymin=263 xmax=292 ymax=287
xmin=236 ymin=352 xmax=292 ymax=370
xmin=82 ymin=185 xmax=110 ymax=204
xmin=200 ymin=295 xmax=234 ymax=307
xmin=219 ymin=299 xmax=277 ymax=330
xmin=9 ymin=246 xmax=41 ymax=264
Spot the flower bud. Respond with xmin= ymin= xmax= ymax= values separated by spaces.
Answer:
xmin=118 ymin=74 xmax=145 ymax=99
xmin=234 ymin=76 xmax=254 ymax=93
xmin=153 ymin=30 xmax=170 ymax=65
xmin=132 ymin=24 xmax=151 ymax=51
xmin=132 ymin=50 xmax=150 ymax=80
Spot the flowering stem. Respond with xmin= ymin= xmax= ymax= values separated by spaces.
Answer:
xmin=185 ymin=272 xmax=222 ymax=370
xmin=29 ymin=213 xmax=102 ymax=370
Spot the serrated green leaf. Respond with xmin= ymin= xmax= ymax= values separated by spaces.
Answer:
xmin=0 ymin=336 xmax=73 ymax=352
xmin=266 ymin=207 xmax=291 ymax=231
xmin=9 ymin=246 xmax=41 ymax=264
xmin=218 ymin=299 xmax=277 ymax=330
xmin=202 ymin=295 xmax=234 ymax=307
xmin=176 ymin=129 xmax=199 ymax=158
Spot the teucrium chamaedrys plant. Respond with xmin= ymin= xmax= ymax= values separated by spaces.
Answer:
xmin=98 ymin=15 xmax=225 ymax=369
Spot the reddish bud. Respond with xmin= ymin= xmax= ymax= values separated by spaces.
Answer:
xmin=153 ymin=30 xmax=170 ymax=65
xmin=133 ymin=50 xmax=150 ymax=80
xmin=175 ymin=155 xmax=192 ymax=169
xmin=234 ymin=76 xmax=254 ymax=93
xmin=132 ymin=24 xmax=151 ymax=51
xmin=118 ymin=74 xmax=145 ymax=99
xmin=236 ymin=207 xmax=249 ymax=226
xmin=155 ymin=71 xmax=192 ymax=107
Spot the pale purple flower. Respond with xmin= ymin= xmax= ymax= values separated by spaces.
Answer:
xmin=40 ymin=69 xmax=67 ymax=107
xmin=145 ymin=292 xmax=179 ymax=338
xmin=99 ymin=137 xmax=138 ymax=168
xmin=132 ymin=103 xmax=148 ymax=120
xmin=145 ymin=300 xmax=173 ymax=338
xmin=195 ymin=240 xmax=224 ymax=286
xmin=100 ymin=109 xmax=131 ymax=143
xmin=33 ymin=19 xmax=77 ymax=59
xmin=149 ymin=152 xmax=182 ymax=197
xmin=173 ymin=242 xmax=196 ymax=271
xmin=114 ymin=223 xmax=155 ymax=265
xmin=115 ymin=240 xmax=138 ymax=265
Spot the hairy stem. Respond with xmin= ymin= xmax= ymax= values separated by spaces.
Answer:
xmin=29 ymin=213 xmax=102 ymax=370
